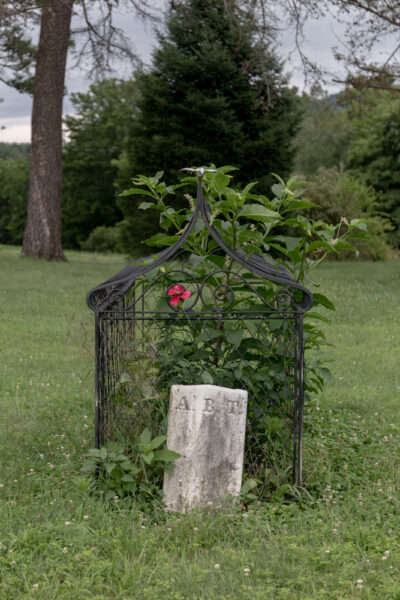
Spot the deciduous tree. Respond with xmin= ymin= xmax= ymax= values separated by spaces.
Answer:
xmin=0 ymin=0 xmax=157 ymax=260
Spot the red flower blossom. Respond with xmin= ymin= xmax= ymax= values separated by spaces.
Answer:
xmin=167 ymin=284 xmax=191 ymax=306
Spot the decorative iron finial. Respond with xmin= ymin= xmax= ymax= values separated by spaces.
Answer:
xmin=181 ymin=167 xmax=217 ymax=179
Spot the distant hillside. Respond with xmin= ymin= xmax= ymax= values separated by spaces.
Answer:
xmin=0 ymin=143 xmax=30 ymax=160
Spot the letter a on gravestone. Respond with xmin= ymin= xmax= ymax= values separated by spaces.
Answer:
xmin=163 ymin=384 xmax=248 ymax=513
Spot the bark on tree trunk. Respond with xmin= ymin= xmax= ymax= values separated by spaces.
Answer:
xmin=21 ymin=0 xmax=74 ymax=261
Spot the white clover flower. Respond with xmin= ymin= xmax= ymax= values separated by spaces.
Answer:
xmin=33 ymin=584 xmax=39 ymax=592
xmin=83 ymin=515 xmax=89 ymax=520
xmin=214 ymin=563 xmax=220 ymax=569
xmin=62 ymin=547 xmax=68 ymax=554
xmin=244 ymin=567 xmax=250 ymax=576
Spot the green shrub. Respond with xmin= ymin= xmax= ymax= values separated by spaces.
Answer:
xmin=304 ymin=167 xmax=392 ymax=260
xmin=0 ymin=156 xmax=29 ymax=244
xmin=80 ymin=224 xmax=124 ymax=253
xmin=82 ymin=430 xmax=179 ymax=504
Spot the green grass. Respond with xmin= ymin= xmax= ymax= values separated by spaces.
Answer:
xmin=0 ymin=246 xmax=399 ymax=599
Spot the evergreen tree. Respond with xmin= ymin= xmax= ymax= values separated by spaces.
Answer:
xmin=126 ymin=0 xmax=301 ymax=186
xmin=120 ymin=0 xmax=301 ymax=249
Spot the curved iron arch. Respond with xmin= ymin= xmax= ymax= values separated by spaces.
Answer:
xmin=86 ymin=173 xmax=313 ymax=313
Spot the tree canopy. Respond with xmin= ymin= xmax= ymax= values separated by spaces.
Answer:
xmin=126 ymin=0 xmax=301 ymax=184
xmin=62 ymin=78 xmax=138 ymax=248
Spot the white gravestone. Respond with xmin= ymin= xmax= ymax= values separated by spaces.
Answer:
xmin=163 ymin=384 xmax=248 ymax=513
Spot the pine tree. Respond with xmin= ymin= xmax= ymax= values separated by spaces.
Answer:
xmin=127 ymin=0 xmax=301 ymax=188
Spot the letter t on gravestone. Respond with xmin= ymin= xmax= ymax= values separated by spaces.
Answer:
xmin=163 ymin=384 xmax=248 ymax=513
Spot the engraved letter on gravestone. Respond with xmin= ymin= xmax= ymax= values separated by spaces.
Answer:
xmin=163 ymin=384 xmax=248 ymax=513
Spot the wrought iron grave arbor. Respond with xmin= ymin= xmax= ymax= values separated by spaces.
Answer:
xmin=87 ymin=168 xmax=313 ymax=492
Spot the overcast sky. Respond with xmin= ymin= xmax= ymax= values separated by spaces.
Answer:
xmin=0 ymin=5 xmax=389 ymax=143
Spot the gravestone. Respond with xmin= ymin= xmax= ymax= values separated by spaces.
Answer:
xmin=163 ymin=384 xmax=248 ymax=513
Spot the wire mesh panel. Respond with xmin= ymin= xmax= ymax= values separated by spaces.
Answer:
xmin=88 ymin=169 xmax=312 ymax=494
xmin=94 ymin=264 xmax=305 ymax=492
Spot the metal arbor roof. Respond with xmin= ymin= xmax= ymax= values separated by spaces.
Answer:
xmin=86 ymin=169 xmax=313 ymax=313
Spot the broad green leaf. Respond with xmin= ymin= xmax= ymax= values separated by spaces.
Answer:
xmin=239 ymin=204 xmax=280 ymax=221
xmin=144 ymin=233 xmax=179 ymax=247
xmin=306 ymin=240 xmax=336 ymax=254
xmin=282 ymin=199 xmax=318 ymax=212
xmin=313 ymin=293 xmax=336 ymax=311
xmin=346 ymin=231 xmax=368 ymax=239
xmin=226 ymin=329 xmax=244 ymax=347
xmin=149 ymin=435 xmax=168 ymax=451
xmin=214 ymin=172 xmax=230 ymax=191
xmin=138 ymin=201 xmax=157 ymax=210
xmin=216 ymin=165 xmax=237 ymax=174
xmin=241 ymin=479 xmax=259 ymax=495
xmin=241 ymin=181 xmax=258 ymax=196
xmin=139 ymin=428 xmax=151 ymax=446
xmin=197 ymin=329 xmax=223 ymax=342
xmin=350 ymin=218 xmax=368 ymax=231
xmin=121 ymin=461 xmax=140 ymax=474
xmin=271 ymin=182 xmax=285 ymax=199
xmin=155 ymin=449 xmax=181 ymax=462
xmin=104 ymin=461 xmax=116 ymax=475
xmin=119 ymin=372 xmax=131 ymax=385
xmin=268 ymin=243 xmax=291 ymax=257
xmin=236 ymin=229 xmax=263 ymax=245
xmin=142 ymin=451 xmax=154 ymax=465
xmin=121 ymin=474 xmax=135 ymax=482
xmin=151 ymin=171 xmax=164 ymax=184
xmin=305 ymin=312 xmax=331 ymax=324
xmin=119 ymin=188 xmax=155 ymax=198
xmin=201 ymin=371 xmax=213 ymax=384
xmin=333 ymin=239 xmax=356 ymax=251
xmin=274 ymin=236 xmax=303 ymax=251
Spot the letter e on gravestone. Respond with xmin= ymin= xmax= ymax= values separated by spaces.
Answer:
xmin=163 ymin=384 xmax=248 ymax=512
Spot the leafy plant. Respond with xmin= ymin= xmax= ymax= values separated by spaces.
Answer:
xmin=81 ymin=429 xmax=180 ymax=503
xmin=118 ymin=166 xmax=368 ymax=493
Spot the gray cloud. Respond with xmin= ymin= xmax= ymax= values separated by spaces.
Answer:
xmin=1 ymin=4 xmax=397 ymax=142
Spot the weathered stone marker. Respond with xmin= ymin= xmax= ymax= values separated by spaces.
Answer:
xmin=163 ymin=384 xmax=248 ymax=513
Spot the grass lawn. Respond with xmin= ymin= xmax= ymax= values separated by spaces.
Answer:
xmin=0 ymin=245 xmax=399 ymax=599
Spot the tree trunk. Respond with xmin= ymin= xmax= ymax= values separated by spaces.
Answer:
xmin=21 ymin=0 xmax=74 ymax=261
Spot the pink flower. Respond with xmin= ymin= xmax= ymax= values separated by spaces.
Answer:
xmin=167 ymin=284 xmax=191 ymax=306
